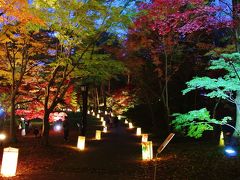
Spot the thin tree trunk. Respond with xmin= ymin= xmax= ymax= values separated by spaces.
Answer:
xmin=233 ymin=90 xmax=240 ymax=137
xmin=42 ymin=111 xmax=50 ymax=146
xmin=81 ymin=86 xmax=88 ymax=136
xmin=10 ymin=94 xmax=17 ymax=143
xmin=95 ymin=88 xmax=99 ymax=110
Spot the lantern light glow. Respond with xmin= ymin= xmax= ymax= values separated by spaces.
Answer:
xmin=142 ymin=141 xmax=153 ymax=160
xmin=142 ymin=134 xmax=148 ymax=142
xmin=1 ymin=147 xmax=19 ymax=177
xmin=77 ymin=136 xmax=85 ymax=150
xmin=95 ymin=130 xmax=101 ymax=140
xmin=103 ymin=126 xmax=107 ymax=133
xmin=129 ymin=122 xmax=133 ymax=129
xmin=0 ymin=133 xmax=6 ymax=141
xmin=102 ymin=121 xmax=106 ymax=127
xmin=136 ymin=128 xmax=141 ymax=136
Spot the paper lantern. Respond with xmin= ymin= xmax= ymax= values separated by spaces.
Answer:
xmin=98 ymin=110 xmax=101 ymax=113
xmin=102 ymin=121 xmax=106 ymax=127
xmin=142 ymin=141 xmax=153 ymax=160
xmin=103 ymin=126 xmax=107 ymax=133
xmin=1 ymin=147 xmax=19 ymax=177
xmin=128 ymin=122 xmax=133 ymax=129
xmin=142 ymin=134 xmax=148 ymax=142
xmin=77 ymin=136 xmax=85 ymax=150
xmin=87 ymin=110 xmax=90 ymax=114
xmin=219 ymin=131 xmax=224 ymax=147
xmin=136 ymin=128 xmax=141 ymax=136
xmin=95 ymin=130 xmax=101 ymax=140
xmin=104 ymin=111 xmax=107 ymax=115
xmin=96 ymin=114 xmax=100 ymax=118
xmin=92 ymin=112 xmax=95 ymax=116
xmin=100 ymin=117 xmax=104 ymax=122
xmin=124 ymin=119 xmax=128 ymax=124
xmin=21 ymin=129 xmax=26 ymax=136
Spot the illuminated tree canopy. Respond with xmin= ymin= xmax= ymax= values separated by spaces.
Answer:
xmin=172 ymin=52 xmax=240 ymax=138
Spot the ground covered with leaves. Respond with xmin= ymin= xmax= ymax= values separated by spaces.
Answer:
xmin=1 ymin=118 xmax=240 ymax=180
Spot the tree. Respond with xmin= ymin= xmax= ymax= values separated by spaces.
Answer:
xmin=172 ymin=52 xmax=240 ymax=139
xmin=29 ymin=0 xmax=131 ymax=145
xmin=0 ymin=24 xmax=46 ymax=142
xmin=124 ymin=0 xmax=227 ymax=131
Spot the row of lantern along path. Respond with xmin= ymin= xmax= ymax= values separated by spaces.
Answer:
xmin=123 ymin=119 xmax=175 ymax=161
xmin=0 ymin=109 xmax=175 ymax=178
xmin=88 ymin=109 xmax=175 ymax=161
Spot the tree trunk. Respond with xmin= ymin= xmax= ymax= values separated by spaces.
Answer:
xmin=42 ymin=111 xmax=50 ymax=146
xmin=80 ymin=86 xmax=88 ymax=136
xmin=233 ymin=90 xmax=240 ymax=137
xmin=10 ymin=94 xmax=17 ymax=143
xmin=95 ymin=88 xmax=99 ymax=110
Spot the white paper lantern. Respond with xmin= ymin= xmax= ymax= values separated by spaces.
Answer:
xmin=1 ymin=147 xmax=19 ymax=177
xmin=87 ymin=110 xmax=90 ymax=114
xmin=128 ymin=122 xmax=133 ymax=129
xmin=142 ymin=141 xmax=153 ymax=160
xmin=95 ymin=130 xmax=101 ymax=140
xmin=142 ymin=134 xmax=148 ymax=142
xmin=100 ymin=117 xmax=104 ymax=122
xmin=77 ymin=136 xmax=85 ymax=150
xmin=92 ymin=112 xmax=95 ymax=116
xmin=124 ymin=119 xmax=128 ymax=124
xmin=96 ymin=114 xmax=100 ymax=118
xmin=104 ymin=111 xmax=107 ymax=115
xmin=103 ymin=126 xmax=107 ymax=133
xmin=102 ymin=121 xmax=106 ymax=127
xmin=136 ymin=128 xmax=141 ymax=136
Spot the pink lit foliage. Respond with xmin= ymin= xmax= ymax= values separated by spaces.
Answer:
xmin=135 ymin=0 xmax=230 ymax=37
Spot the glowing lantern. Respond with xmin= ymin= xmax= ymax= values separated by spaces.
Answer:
xmin=95 ymin=130 xmax=101 ymax=140
xmin=98 ymin=110 xmax=101 ymax=113
xmin=117 ymin=115 xmax=121 ymax=120
xmin=136 ymin=128 xmax=141 ymax=136
xmin=110 ymin=112 xmax=114 ymax=117
xmin=100 ymin=117 xmax=104 ymax=122
xmin=142 ymin=134 xmax=148 ymax=142
xmin=142 ymin=141 xmax=153 ymax=160
xmin=92 ymin=112 xmax=95 ymax=116
xmin=97 ymin=114 xmax=100 ymax=118
xmin=219 ymin=131 xmax=224 ymax=147
xmin=1 ymin=147 xmax=19 ymax=177
xmin=104 ymin=111 xmax=107 ymax=115
xmin=77 ymin=136 xmax=85 ymax=150
xmin=102 ymin=121 xmax=106 ymax=126
xmin=21 ymin=129 xmax=26 ymax=136
xmin=0 ymin=133 xmax=6 ymax=141
xmin=128 ymin=122 xmax=133 ymax=129
xmin=87 ymin=110 xmax=90 ymax=114
xmin=103 ymin=126 xmax=107 ymax=133
xmin=124 ymin=119 xmax=128 ymax=124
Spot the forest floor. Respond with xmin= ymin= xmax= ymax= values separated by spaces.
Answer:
xmin=0 ymin=116 xmax=240 ymax=180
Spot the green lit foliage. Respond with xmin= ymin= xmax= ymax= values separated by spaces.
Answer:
xmin=172 ymin=108 xmax=231 ymax=138
xmin=172 ymin=52 xmax=240 ymax=138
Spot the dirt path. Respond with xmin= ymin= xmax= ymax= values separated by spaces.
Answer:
xmin=8 ymin=121 xmax=152 ymax=180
